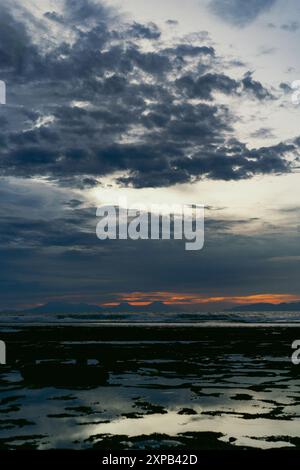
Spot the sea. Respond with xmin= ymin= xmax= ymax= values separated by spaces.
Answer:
xmin=1 ymin=310 xmax=300 ymax=450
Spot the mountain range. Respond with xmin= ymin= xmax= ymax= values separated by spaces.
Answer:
xmin=16 ymin=301 xmax=175 ymax=315
xmin=2 ymin=300 xmax=300 ymax=315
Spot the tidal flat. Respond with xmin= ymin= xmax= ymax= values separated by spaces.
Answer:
xmin=0 ymin=324 xmax=300 ymax=450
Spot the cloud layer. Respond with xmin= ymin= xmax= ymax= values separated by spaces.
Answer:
xmin=0 ymin=0 xmax=295 ymax=189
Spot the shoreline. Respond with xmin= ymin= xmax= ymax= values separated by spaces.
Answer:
xmin=2 ymin=321 xmax=300 ymax=327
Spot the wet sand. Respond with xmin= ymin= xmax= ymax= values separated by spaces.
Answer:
xmin=0 ymin=324 xmax=300 ymax=450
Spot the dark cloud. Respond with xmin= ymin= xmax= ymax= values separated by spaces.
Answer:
xmin=172 ymin=141 xmax=293 ymax=182
xmin=0 ymin=5 xmax=40 ymax=77
xmin=163 ymin=44 xmax=215 ymax=57
xmin=175 ymin=72 xmax=271 ymax=100
xmin=62 ymin=0 xmax=111 ymax=26
xmin=209 ymin=0 xmax=277 ymax=26
xmin=0 ymin=0 xmax=294 ymax=191
xmin=241 ymin=72 xmax=274 ymax=100
xmin=250 ymin=127 xmax=275 ymax=139
xmin=127 ymin=22 xmax=161 ymax=40
xmin=281 ymin=21 xmax=300 ymax=32
xmin=280 ymin=82 xmax=292 ymax=93
xmin=44 ymin=11 xmax=65 ymax=24
xmin=166 ymin=20 xmax=178 ymax=26
xmin=267 ymin=21 xmax=300 ymax=32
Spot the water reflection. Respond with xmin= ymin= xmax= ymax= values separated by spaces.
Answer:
xmin=0 ymin=325 xmax=300 ymax=449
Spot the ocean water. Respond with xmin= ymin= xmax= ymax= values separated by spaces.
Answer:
xmin=0 ymin=319 xmax=300 ymax=449
xmin=1 ymin=310 xmax=300 ymax=324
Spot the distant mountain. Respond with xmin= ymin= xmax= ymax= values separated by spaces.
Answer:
xmin=108 ymin=301 xmax=174 ymax=313
xmin=229 ymin=302 xmax=300 ymax=312
xmin=18 ymin=300 xmax=174 ymax=315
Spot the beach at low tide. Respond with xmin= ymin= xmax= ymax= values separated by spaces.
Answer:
xmin=0 ymin=322 xmax=300 ymax=450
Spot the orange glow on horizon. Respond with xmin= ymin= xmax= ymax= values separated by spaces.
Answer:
xmin=115 ymin=291 xmax=300 ymax=306
xmin=26 ymin=292 xmax=300 ymax=310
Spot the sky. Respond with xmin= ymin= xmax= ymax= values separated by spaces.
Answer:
xmin=1 ymin=0 xmax=300 ymax=311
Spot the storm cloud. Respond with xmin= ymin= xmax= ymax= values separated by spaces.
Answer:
xmin=0 ymin=0 xmax=293 ymax=189
xmin=0 ymin=0 xmax=299 ymax=310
